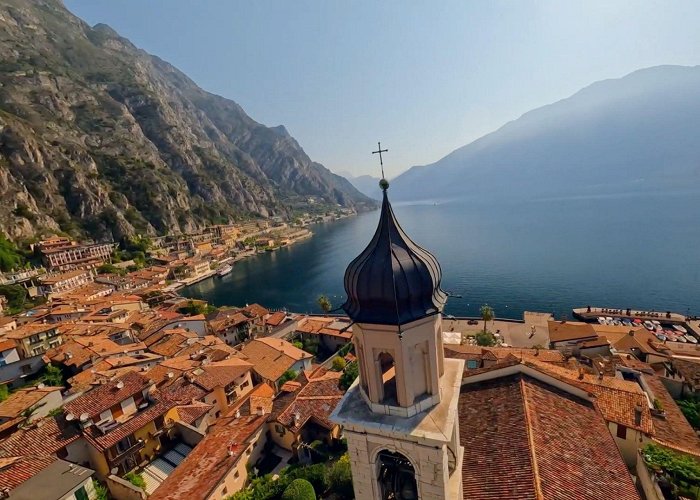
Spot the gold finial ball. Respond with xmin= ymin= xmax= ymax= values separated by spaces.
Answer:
xmin=379 ymin=178 xmax=389 ymax=190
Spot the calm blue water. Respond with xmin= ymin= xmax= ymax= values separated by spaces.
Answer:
xmin=182 ymin=191 xmax=700 ymax=320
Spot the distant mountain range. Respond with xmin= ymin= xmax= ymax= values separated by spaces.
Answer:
xmin=391 ymin=65 xmax=700 ymax=202
xmin=0 ymin=0 xmax=375 ymax=242
xmin=340 ymin=173 xmax=382 ymax=200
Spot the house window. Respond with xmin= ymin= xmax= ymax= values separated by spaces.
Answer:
xmin=234 ymin=471 xmax=240 ymax=479
xmin=222 ymin=486 xmax=228 ymax=495
xmin=466 ymin=360 xmax=479 ymax=369
xmin=616 ymin=424 xmax=627 ymax=439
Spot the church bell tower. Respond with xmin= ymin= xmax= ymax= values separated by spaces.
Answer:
xmin=331 ymin=154 xmax=464 ymax=500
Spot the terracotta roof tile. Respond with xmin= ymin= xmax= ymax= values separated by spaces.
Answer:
xmin=0 ymin=416 xmax=81 ymax=457
xmin=547 ymin=321 xmax=597 ymax=342
xmin=175 ymin=403 xmax=212 ymax=425
xmin=64 ymin=371 xmax=151 ymax=419
xmin=459 ymin=374 xmax=640 ymax=500
xmin=193 ymin=358 xmax=252 ymax=391
xmin=150 ymin=414 xmax=267 ymax=500
xmin=0 ymin=386 xmax=62 ymax=419
xmin=240 ymin=338 xmax=310 ymax=382
xmin=0 ymin=455 xmax=56 ymax=491
xmin=83 ymin=400 xmax=170 ymax=451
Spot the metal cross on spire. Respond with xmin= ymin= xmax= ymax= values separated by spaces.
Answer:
xmin=372 ymin=141 xmax=389 ymax=179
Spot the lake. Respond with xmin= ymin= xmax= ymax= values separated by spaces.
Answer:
xmin=182 ymin=190 xmax=700 ymax=320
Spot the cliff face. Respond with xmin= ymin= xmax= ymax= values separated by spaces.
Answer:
xmin=0 ymin=0 xmax=375 ymax=242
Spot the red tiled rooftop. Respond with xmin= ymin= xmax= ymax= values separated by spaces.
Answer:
xmin=459 ymin=374 xmax=640 ymax=500
xmin=0 ymin=416 xmax=81 ymax=458
xmin=150 ymin=414 xmax=267 ymax=500
xmin=0 ymin=455 xmax=56 ymax=491
xmin=64 ymin=371 xmax=151 ymax=419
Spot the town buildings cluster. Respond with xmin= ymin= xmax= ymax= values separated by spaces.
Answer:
xmin=0 ymin=202 xmax=698 ymax=500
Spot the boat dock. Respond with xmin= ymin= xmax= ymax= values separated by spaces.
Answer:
xmin=572 ymin=307 xmax=687 ymax=323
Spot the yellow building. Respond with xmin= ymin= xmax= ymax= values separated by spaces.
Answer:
xmin=64 ymin=371 xmax=172 ymax=478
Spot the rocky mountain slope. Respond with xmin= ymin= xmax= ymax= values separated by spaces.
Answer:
xmin=391 ymin=65 xmax=700 ymax=202
xmin=0 ymin=0 xmax=375 ymax=242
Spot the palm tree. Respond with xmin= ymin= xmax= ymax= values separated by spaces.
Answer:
xmin=480 ymin=304 xmax=494 ymax=333
xmin=317 ymin=295 xmax=332 ymax=313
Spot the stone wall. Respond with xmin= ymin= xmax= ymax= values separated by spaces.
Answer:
xmin=106 ymin=475 xmax=147 ymax=500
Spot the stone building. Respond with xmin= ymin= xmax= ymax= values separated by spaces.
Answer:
xmin=331 ymin=181 xmax=465 ymax=499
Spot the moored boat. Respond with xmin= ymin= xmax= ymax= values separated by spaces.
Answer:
xmin=643 ymin=320 xmax=655 ymax=331
xmin=673 ymin=324 xmax=688 ymax=334
xmin=686 ymin=335 xmax=698 ymax=344
xmin=217 ymin=264 xmax=233 ymax=277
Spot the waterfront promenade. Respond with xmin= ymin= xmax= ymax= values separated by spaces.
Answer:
xmin=442 ymin=311 xmax=552 ymax=348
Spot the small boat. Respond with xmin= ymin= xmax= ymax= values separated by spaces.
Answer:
xmin=217 ymin=264 xmax=233 ymax=277
xmin=622 ymin=319 xmax=633 ymax=327
xmin=686 ymin=335 xmax=698 ymax=344
xmin=655 ymin=333 xmax=667 ymax=341
xmin=676 ymin=335 xmax=688 ymax=343
xmin=665 ymin=332 xmax=678 ymax=342
xmin=652 ymin=320 xmax=661 ymax=327
xmin=606 ymin=317 xmax=614 ymax=325
xmin=597 ymin=317 xmax=607 ymax=325
xmin=643 ymin=321 xmax=656 ymax=331
xmin=613 ymin=319 xmax=622 ymax=326
xmin=633 ymin=318 xmax=643 ymax=324
xmin=673 ymin=324 xmax=688 ymax=334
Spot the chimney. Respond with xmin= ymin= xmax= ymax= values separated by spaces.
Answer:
xmin=628 ymin=330 xmax=634 ymax=336
xmin=598 ymin=371 xmax=604 ymax=381
xmin=634 ymin=404 xmax=643 ymax=426
xmin=578 ymin=367 xmax=585 ymax=380
xmin=294 ymin=412 xmax=300 ymax=424
xmin=235 ymin=409 xmax=241 ymax=418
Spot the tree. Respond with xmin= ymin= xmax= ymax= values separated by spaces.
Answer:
xmin=41 ymin=364 xmax=64 ymax=387
xmin=0 ymin=284 xmax=27 ymax=313
xmin=678 ymin=399 xmax=700 ymax=430
xmin=124 ymin=471 xmax=146 ymax=490
xmin=328 ymin=454 xmax=354 ymax=499
xmin=281 ymin=479 xmax=316 ymax=500
xmin=96 ymin=263 xmax=125 ymax=275
xmin=480 ymin=304 xmax=494 ymax=333
xmin=93 ymin=480 xmax=109 ymax=500
xmin=279 ymin=369 xmax=298 ymax=385
xmin=293 ymin=341 xmax=304 ymax=350
xmin=0 ymin=385 xmax=8 ymax=403
xmin=332 ymin=356 xmax=347 ymax=372
xmin=0 ymin=235 xmax=25 ymax=272
xmin=287 ymin=464 xmax=329 ymax=494
xmin=340 ymin=362 xmax=359 ymax=390
xmin=317 ymin=295 xmax=332 ymax=314
xmin=475 ymin=330 xmax=497 ymax=347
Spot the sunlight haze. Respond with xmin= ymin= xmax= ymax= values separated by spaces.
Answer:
xmin=65 ymin=0 xmax=700 ymax=178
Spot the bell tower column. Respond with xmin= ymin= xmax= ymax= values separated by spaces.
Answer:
xmin=330 ymin=171 xmax=464 ymax=499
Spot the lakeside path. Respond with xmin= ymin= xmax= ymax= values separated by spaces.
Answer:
xmin=442 ymin=311 xmax=552 ymax=348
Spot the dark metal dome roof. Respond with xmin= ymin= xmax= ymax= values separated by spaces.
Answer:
xmin=342 ymin=187 xmax=447 ymax=326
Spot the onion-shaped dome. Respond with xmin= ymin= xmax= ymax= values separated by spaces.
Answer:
xmin=342 ymin=182 xmax=447 ymax=326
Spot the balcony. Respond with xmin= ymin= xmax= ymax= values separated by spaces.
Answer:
xmin=109 ymin=440 xmax=145 ymax=466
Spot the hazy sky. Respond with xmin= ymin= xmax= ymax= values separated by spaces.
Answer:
xmin=65 ymin=1 xmax=700 ymax=178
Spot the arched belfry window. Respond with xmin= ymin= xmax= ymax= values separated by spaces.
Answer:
xmin=377 ymin=450 xmax=418 ymax=500
xmin=378 ymin=352 xmax=397 ymax=404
